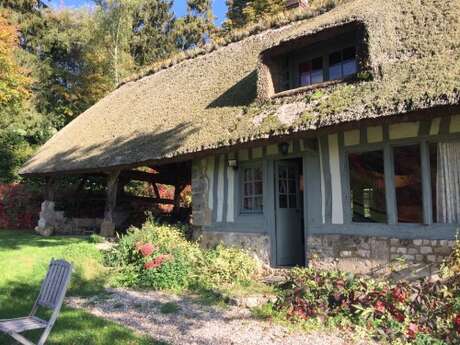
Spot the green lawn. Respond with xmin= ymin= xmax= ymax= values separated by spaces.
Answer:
xmin=0 ymin=230 xmax=164 ymax=345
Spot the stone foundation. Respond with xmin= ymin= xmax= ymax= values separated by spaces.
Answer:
xmin=308 ymin=234 xmax=456 ymax=278
xmin=35 ymin=201 xmax=103 ymax=236
xmin=194 ymin=228 xmax=271 ymax=264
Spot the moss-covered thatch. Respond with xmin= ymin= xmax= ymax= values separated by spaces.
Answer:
xmin=21 ymin=0 xmax=460 ymax=175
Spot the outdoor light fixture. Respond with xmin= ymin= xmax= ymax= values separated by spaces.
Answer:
xmin=279 ymin=142 xmax=290 ymax=155
xmin=228 ymin=159 xmax=238 ymax=169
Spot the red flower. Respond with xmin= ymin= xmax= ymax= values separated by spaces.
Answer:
xmin=137 ymin=243 xmax=156 ymax=257
xmin=454 ymin=314 xmax=460 ymax=332
xmin=144 ymin=254 xmax=173 ymax=270
xmin=374 ymin=300 xmax=386 ymax=313
xmin=392 ymin=286 xmax=406 ymax=303
xmin=407 ymin=323 xmax=418 ymax=339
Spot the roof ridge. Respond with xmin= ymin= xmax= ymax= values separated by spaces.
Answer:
xmin=117 ymin=0 xmax=349 ymax=88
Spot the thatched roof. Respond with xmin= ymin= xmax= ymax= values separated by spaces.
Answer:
xmin=21 ymin=0 xmax=460 ymax=176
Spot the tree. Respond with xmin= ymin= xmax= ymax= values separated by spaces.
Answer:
xmin=130 ymin=0 xmax=177 ymax=66
xmin=0 ymin=13 xmax=39 ymax=182
xmin=34 ymin=9 xmax=113 ymax=128
xmin=174 ymin=0 xmax=215 ymax=50
xmin=224 ymin=0 xmax=285 ymax=30
xmin=93 ymin=0 xmax=138 ymax=85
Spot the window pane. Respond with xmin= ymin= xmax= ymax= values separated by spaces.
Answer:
xmin=243 ymin=197 xmax=252 ymax=210
xmin=300 ymin=73 xmax=310 ymax=86
xmin=343 ymin=59 xmax=357 ymax=76
xmin=349 ymin=150 xmax=387 ymax=222
xmin=279 ymin=195 xmax=287 ymax=208
xmin=254 ymin=197 xmax=263 ymax=210
xmin=244 ymin=182 xmax=253 ymax=196
xmin=289 ymin=194 xmax=297 ymax=209
xmin=429 ymin=143 xmax=437 ymax=222
xmin=279 ymin=179 xmax=287 ymax=194
xmin=329 ymin=50 xmax=342 ymax=65
xmin=288 ymin=179 xmax=296 ymax=194
xmin=254 ymin=181 xmax=263 ymax=194
xmin=244 ymin=168 xmax=252 ymax=182
xmin=254 ymin=167 xmax=263 ymax=181
xmin=311 ymin=69 xmax=324 ymax=84
xmin=394 ymin=145 xmax=423 ymax=223
xmin=329 ymin=64 xmax=342 ymax=80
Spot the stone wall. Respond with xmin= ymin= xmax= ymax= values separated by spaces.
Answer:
xmin=36 ymin=201 xmax=103 ymax=236
xmin=193 ymin=228 xmax=271 ymax=264
xmin=308 ymin=234 xmax=456 ymax=278
xmin=191 ymin=159 xmax=212 ymax=226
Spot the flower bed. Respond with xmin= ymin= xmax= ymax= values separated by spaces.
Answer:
xmin=104 ymin=219 xmax=258 ymax=291
xmin=273 ymin=244 xmax=460 ymax=344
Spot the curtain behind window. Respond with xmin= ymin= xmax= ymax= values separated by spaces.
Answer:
xmin=437 ymin=142 xmax=460 ymax=223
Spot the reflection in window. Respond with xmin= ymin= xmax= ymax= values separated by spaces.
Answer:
xmin=329 ymin=47 xmax=357 ymax=80
xmin=349 ymin=150 xmax=387 ymax=222
xmin=241 ymin=165 xmax=263 ymax=213
xmin=394 ymin=145 xmax=423 ymax=223
xmin=278 ymin=166 xmax=298 ymax=209
xmin=299 ymin=57 xmax=323 ymax=86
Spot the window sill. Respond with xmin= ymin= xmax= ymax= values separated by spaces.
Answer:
xmin=271 ymin=75 xmax=357 ymax=99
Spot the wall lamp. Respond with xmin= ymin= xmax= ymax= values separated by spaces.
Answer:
xmin=278 ymin=142 xmax=290 ymax=155
xmin=228 ymin=159 xmax=238 ymax=170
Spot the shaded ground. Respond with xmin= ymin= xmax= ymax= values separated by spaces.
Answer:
xmin=68 ymin=288 xmax=374 ymax=345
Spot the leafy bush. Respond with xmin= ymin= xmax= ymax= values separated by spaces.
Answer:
xmin=104 ymin=219 xmax=257 ymax=291
xmin=274 ymin=247 xmax=460 ymax=344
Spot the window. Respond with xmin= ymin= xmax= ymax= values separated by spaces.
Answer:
xmin=258 ymin=22 xmax=366 ymax=97
xmin=329 ymin=47 xmax=357 ymax=80
xmin=299 ymin=57 xmax=324 ymax=86
xmin=241 ymin=165 xmax=263 ymax=213
xmin=348 ymin=150 xmax=387 ymax=222
xmin=278 ymin=165 xmax=298 ymax=209
xmin=394 ymin=145 xmax=423 ymax=223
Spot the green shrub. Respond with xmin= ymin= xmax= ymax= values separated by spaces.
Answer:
xmin=200 ymin=244 xmax=258 ymax=287
xmin=104 ymin=219 xmax=257 ymax=292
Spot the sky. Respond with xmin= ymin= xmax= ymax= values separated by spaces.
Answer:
xmin=47 ymin=0 xmax=228 ymax=25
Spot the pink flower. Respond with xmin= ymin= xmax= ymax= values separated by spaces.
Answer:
xmin=137 ymin=243 xmax=156 ymax=257
xmin=407 ymin=323 xmax=418 ymax=339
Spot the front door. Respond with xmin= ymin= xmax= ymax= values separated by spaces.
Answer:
xmin=275 ymin=159 xmax=304 ymax=266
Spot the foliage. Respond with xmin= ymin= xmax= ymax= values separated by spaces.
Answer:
xmin=224 ymin=0 xmax=286 ymax=30
xmin=272 ymin=244 xmax=460 ymax=344
xmin=104 ymin=219 xmax=258 ymax=292
xmin=0 ymin=230 xmax=159 ymax=344
xmin=0 ymin=183 xmax=41 ymax=229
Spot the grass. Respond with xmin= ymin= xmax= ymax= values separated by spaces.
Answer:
xmin=0 ymin=230 xmax=165 ymax=345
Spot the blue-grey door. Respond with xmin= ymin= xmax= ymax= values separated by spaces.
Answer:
xmin=275 ymin=160 xmax=304 ymax=266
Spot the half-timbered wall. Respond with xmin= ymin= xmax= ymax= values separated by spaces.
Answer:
xmin=192 ymin=113 xmax=460 ymax=266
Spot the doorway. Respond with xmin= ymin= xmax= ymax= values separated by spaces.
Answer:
xmin=274 ymin=158 xmax=305 ymax=266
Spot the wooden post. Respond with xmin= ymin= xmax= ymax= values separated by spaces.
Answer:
xmin=44 ymin=177 xmax=56 ymax=202
xmin=100 ymin=170 xmax=120 ymax=237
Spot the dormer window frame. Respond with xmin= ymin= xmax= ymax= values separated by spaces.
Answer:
xmin=258 ymin=21 xmax=369 ymax=100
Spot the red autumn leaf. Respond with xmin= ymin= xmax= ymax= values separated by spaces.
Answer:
xmin=374 ymin=300 xmax=386 ymax=313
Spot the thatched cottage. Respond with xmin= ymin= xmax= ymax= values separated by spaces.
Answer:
xmin=21 ymin=0 xmax=460 ymax=273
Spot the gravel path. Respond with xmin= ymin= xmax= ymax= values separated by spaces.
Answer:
xmin=67 ymin=288 xmax=373 ymax=345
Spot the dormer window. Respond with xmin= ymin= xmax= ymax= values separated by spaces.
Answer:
xmin=258 ymin=22 xmax=368 ymax=99
xmin=329 ymin=46 xmax=357 ymax=80
xmin=299 ymin=57 xmax=323 ymax=86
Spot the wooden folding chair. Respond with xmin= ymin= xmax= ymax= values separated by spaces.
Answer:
xmin=0 ymin=259 xmax=73 ymax=345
